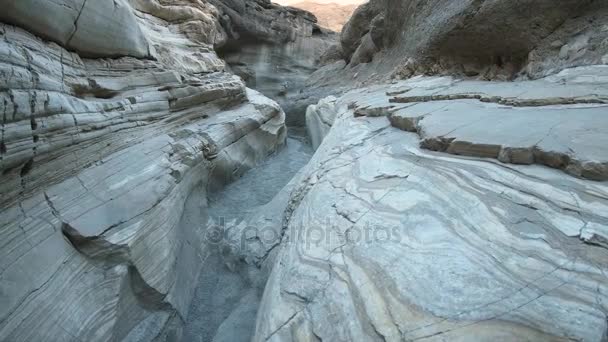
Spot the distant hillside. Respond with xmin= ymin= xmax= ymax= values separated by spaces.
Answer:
xmin=288 ymin=1 xmax=361 ymax=32
xmin=276 ymin=0 xmax=365 ymax=5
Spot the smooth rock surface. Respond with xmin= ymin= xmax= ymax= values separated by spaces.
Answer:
xmin=345 ymin=66 xmax=608 ymax=180
xmin=181 ymin=132 xmax=313 ymax=342
xmin=0 ymin=2 xmax=287 ymax=340
xmin=305 ymin=96 xmax=339 ymax=150
xmin=0 ymin=0 xmax=151 ymax=58
xmin=210 ymin=0 xmax=337 ymax=126
xmin=222 ymin=35 xmax=334 ymax=126
xmin=3 ymin=0 xmax=608 ymax=341
xmin=251 ymin=67 xmax=608 ymax=341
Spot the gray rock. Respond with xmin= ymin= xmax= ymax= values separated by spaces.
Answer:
xmin=0 ymin=2 xmax=287 ymax=341
xmin=318 ymin=43 xmax=344 ymax=66
xmin=340 ymin=1 xmax=381 ymax=61
xmin=305 ymin=0 xmax=608 ymax=92
xmin=345 ymin=66 xmax=608 ymax=181
xmin=525 ymin=1 xmax=608 ymax=79
xmin=209 ymin=0 xmax=321 ymax=45
xmin=210 ymin=0 xmax=338 ymax=126
xmin=349 ymin=33 xmax=378 ymax=66
xmin=0 ymin=0 xmax=151 ymax=58
xmin=251 ymin=66 xmax=608 ymax=341
xmin=305 ymin=96 xmax=339 ymax=150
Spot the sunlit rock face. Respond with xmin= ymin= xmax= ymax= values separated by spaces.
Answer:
xmin=0 ymin=0 xmax=288 ymax=341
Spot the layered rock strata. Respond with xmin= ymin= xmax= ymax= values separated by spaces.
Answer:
xmin=221 ymin=36 xmax=335 ymax=126
xmin=0 ymin=1 xmax=288 ymax=340
xmin=251 ymin=65 xmax=608 ymax=341
xmin=211 ymin=0 xmax=336 ymax=126
xmin=350 ymin=66 xmax=608 ymax=181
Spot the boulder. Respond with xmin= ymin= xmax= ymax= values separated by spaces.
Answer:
xmin=306 ymin=96 xmax=338 ymax=150
xmin=340 ymin=1 xmax=381 ymax=60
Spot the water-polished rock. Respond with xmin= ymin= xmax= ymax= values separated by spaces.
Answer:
xmin=0 ymin=0 xmax=151 ymax=58
xmin=348 ymin=66 xmax=608 ymax=181
xmin=250 ymin=66 xmax=608 ymax=341
xmin=0 ymin=1 xmax=287 ymax=340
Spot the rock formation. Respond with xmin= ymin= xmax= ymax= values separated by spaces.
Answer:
xmin=212 ymin=0 xmax=337 ymax=126
xmin=220 ymin=34 xmax=334 ymax=126
xmin=241 ymin=1 xmax=608 ymax=341
xmin=337 ymin=0 xmax=608 ymax=75
xmin=255 ymin=68 xmax=608 ymax=340
xmin=0 ymin=0 xmax=308 ymax=340
xmin=286 ymin=2 xmax=360 ymax=32
xmin=209 ymin=0 xmax=321 ymax=43
xmin=293 ymin=0 xmax=608 ymax=111
xmin=2 ymin=0 xmax=608 ymax=341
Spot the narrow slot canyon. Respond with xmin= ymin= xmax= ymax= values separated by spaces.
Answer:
xmin=1 ymin=0 xmax=608 ymax=341
xmin=179 ymin=131 xmax=312 ymax=342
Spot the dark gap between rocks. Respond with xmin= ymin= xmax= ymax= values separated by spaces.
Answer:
xmin=179 ymin=129 xmax=313 ymax=342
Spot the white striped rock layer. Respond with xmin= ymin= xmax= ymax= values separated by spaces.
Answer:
xmin=252 ymin=66 xmax=608 ymax=341
xmin=0 ymin=1 xmax=288 ymax=340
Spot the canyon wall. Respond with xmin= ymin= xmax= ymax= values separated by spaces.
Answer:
xmin=211 ymin=0 xmax=336 ymax=126
xmin=0 ymin=0 xmax=315 ymax=340
xmin=351 ymin=0 xmax=608 ymax=78
xmin=300 ymin=0 xmax=608 ymax=99
xmin=2 ymin=0 xmax=608 ymax=341
xmin=239 ymin=1 xmax=608 ymax=341
xmin=255 ymin=67 xmax=608 ymax=341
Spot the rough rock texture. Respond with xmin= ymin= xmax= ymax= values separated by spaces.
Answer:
xmin=222 ymin=36 xmax=335 ymax=127
xmin=287 ymin=1 xmax=359 ymax=32
xmin=209 ymin=0 xmax=322 ymax=44
xmin=376 ymin=0 xmax=606 ymax=77
xmin=249 ymin=65 xmax=608 ymax=341
xmin=524 ymin=1 xmax=608 ymax=79
xmin=300 ymin=0 xmax=608 ymax=105
xmin=340 ymin=0 xmax=383 ymax=62
xmin=0 ymin=1 xmax=287 ymax=341
xmin=211 ymin=0 xmax=337 ymax=126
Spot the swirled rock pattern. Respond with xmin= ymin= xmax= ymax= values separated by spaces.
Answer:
xmin=0 ymin=1 xmax=290 ymax=341
xmin=251 ymin=66 xmax=608 ymax=341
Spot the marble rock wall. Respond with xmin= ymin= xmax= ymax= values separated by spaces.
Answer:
xmin=253 ymin=65 xmax=608 ymax=341
xmin=0 ymin=1 xmax=288 ymax=340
